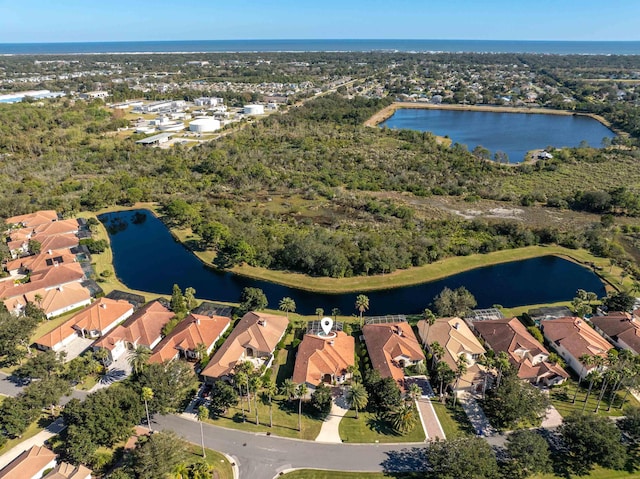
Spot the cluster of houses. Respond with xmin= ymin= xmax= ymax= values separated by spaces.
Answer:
xmin=1 ymin=211 xmax=95 ymax=320
xmin=0 ymin=445 xmax=91 ymax=479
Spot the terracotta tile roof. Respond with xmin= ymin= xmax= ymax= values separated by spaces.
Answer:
xmin=0 ymin=263 xmax=85 ymax=299
xmin=71 ymin=298 xmax=133 ymax=334
xmin=362 ymin=321 xmax=425 ymax=383
xmin=5 ymin=210 xmax=58 ymax=228
xmin=0 ymin=445 xmax=56 ymax=479
xmin=35 ymin=322 xmax=77 ymax=349
xmin=542 ymin=316 xmax=612 ymax=364
xmin=473 ymin=317 xmax=568 ymax=382
xmin=5 ymin=249 xmax=76 ymax=274
xmin=42 ymin=462 xmax=92 ymax=479
xmin=33 ymin=219 xmax=79 ymax=237
xmin=292 ymin=331 xmax=355 ymax=386
xmin=24 ymin=283 xmax=91 ymax=317
xmin=149 ymin=313 xmax=230 ymax=364
xmin=202 ymin=311 xmax=289 ymax=379
xmin=94 ymin=301 xmax=174 ymax=351
xmin=591 ymin=312 xmax=640 ymax=354
xmin=36 ymin=234 xmax=79 ymax=252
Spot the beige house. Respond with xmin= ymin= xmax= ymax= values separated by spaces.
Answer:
xmin=0 ymin=445 xmax=57 ymax=479
xmin=418 ymin=317 xmax=486 ymax=392
xmin=202 ymin=311 xmax=289 ymax=381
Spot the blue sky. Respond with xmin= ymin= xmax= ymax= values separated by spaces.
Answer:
xmin=1 ymin=0 xmax=638 ymax=43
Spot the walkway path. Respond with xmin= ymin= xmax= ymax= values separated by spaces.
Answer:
xmin=459 ymin=392 xmax=496 ymax=437
xmin=315 ymin=391 xmax=349 ymax=443
xmin=0 ymin=418 xmax=65 ymax=470
xmin=416 ymin=398 xmax=445 ymax=440
xmin=541 ymin=405 xmax=563 ymax=428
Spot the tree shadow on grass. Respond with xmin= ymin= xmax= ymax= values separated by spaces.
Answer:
xmin=381 ymin=447 xmax=428 ymax=474
xmin=366 ymin=414 xmax=401 ymax=437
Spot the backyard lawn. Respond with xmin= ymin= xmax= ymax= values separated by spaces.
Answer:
xmin=339 ymin=409 xmax=425 ymax=443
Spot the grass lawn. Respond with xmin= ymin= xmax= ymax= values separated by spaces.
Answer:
xmin=208 ymin=396 xmax=322 ymax=441
xmin=186 ymin=445 xmax=234 ymax=479
xmin=280 ymin=468 xmax=638 ymax=479
xmin=338 ymin=409 xmax=425 ymax=443
xmin=430 ymin=401 xmax=474 ymax=439
xmin=549 ymin=380 xmax=640 ymax=418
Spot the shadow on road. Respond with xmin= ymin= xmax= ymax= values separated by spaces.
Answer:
xmin=381 ymin=447 xmax=428 ymax=474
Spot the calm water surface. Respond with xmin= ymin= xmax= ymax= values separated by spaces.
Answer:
xmin=380 ymin=108 xmax=615 ymax=163
xmin=99 ymin=210 xmax=606 ymax=315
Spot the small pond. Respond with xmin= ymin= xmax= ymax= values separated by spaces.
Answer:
xmin=380 ymin=108 xmax=615 ymax=163
xmin=99 ymin=210 xmax=606 ymax=315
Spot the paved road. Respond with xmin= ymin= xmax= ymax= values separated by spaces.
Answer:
xmin=155 ymin=414 xmax=428 ymax=479
xmin=0 ymin=372 xmax=24 ymax=397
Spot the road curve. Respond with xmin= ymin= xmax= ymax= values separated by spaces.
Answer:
xmin=154 ymin=414 xmax=428 ymax=479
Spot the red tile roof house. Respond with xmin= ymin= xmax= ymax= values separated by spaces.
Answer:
xmin=0 ymin=445 xmax=57 ymax=479
xmin=362 ymin=319 xmax=425 ymax=387
xmin=292 ymin=330 xmax=355 ymax=390
xmin=42 ymin=462 xmax=92 ymax=479
xmin=541 ymin=316 xmax=613 ymax=379
xmin=149 ymin=313 xmax=231 ymax=365
xmin=5 ymin=210 xmax=58 ymax=229
xmin=201 ymin=311 xmax=289 ymax=382
xmin=5 ymin=249 xmax=77 ymax=277
xmin=472 ymin=317 xmax=569 ymax=386
xmin=34 ymin=298 xmax=134 ymax=352
xmin=3 ymin=283 xmax=92 ymax=319
xmin=94 ymin=301 xmax=175 ymax=362
xmin=591 ymin=311 xmax=640 ymax=355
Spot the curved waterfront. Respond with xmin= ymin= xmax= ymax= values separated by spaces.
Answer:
xmin=99 ymin=210 xmax=606 ymax=315
xmin=380 ymin=108 xmax=616 ymax=163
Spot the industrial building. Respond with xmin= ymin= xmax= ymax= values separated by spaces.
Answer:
xmin=244 ymin=104 xmax=265 ymax=115
xmin=195 ymin=97 xmax=224 ymax=107
xmin=135 ymin=133 xmax=173 ymax=147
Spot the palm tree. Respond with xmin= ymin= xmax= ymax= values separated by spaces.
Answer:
xmin=407 ymin=383 xmax=422 ymax=403
xmin=595 ymin=369 xmax=618 ymax=413
xmin=452 ymin=355 xmax=468 ymax=407
xmin=250 ymin=375 xmax=261 ymax=425
xmin=94 ymin=348 xmax=110 ymax=369
xmin=234 ymin=370 xmax=247 ymax=421
xmin=347 ymin=364 xmax=360 ymax=383
xmin=263 ymin=378 xmax=278 ymax=428
xmin=141 ymin=387 xmax=154 ymax=431
xmin=173 ymin=463 xmax=190 ymax=479
xmin=295 ymin=383 xmax=308 ymax=431
xmin=495 ymin=351 xmax=510 ymax=388
xmin=331 ymin=308 xmax=341 ymax=321
xmin=572 ymin=354 xmax=593 ymax=404
xmin=315 ymin=308 xmax=324 ymax=319
xmin=189 ymin=461 xmax=212 ymax=479
xmin=582 ymin=369 xmax=602 ymax=413
xmin=586 ymin=291 xmax=598 ymax=305
xmin=435 ymin=361 xmax=454 ymax=399
xmin=429 ymin=341 xmax=445 ymax=369
xmin=389 ymin=404 xmax=417 ymax=434
xmin=128 ymin=345 xmax=151 ymax=376
xmin=280 ymin=378 xmax=297 ymax=402
xmin=236 ymin=361 xmax=254 ymax=413
xmin=279 ymin=297 xmax=296 ymax=320
xmin=194 ymin=343 xmax=207 ymax=362
xmin=478 ymin=355 xmax=495 ymax=399
xmin=347 ymin=382 xmax=368 ymax=419
xmin=355 ymin=294 xmax=369 ymax=325
xmin=422 ymin=309 xmax=437 ymax=346
xmin=197 ymin=405 xmax=209 ymax=458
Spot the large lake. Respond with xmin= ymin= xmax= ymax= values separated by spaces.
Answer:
xmin=99 ymin=210 xmax=606 ymax=316
xmin=380 ymin=108 xmax=615 ymax=163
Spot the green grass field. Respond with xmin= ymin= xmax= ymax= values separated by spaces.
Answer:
xmin=430 ymin=401 xmax=475 ymax=439
xmin=549 ymin=380 xmax=640 ymax=418
xmin=280 ymin=469 xmax=640 ymax=479
xmin=338 ymin=409 xmax=426 ymax=443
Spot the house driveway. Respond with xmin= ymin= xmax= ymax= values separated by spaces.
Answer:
xmin=416 ymin=398 xmax=445 ymax=440
xmin=60 ymin=336 xmax=94 ymax=362
xmin=541 ymin=405 xmax=563 ymax=428
xmin=315 ymin=388 xmax=349 ymax=443
xmin=90 ymin=350 xmax=133 ymax=392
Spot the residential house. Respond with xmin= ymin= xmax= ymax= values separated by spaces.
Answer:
xmin=149 ymin=313 xmax=230 ymax=365
xmin=418 ymin=317 xmax=486 ymax=392
xmin=541 ymin=316 xmax=613 ymax=379
xmin=42 ymin=463 xmax=92 ymax=479
xmin=0 ymin=445 xmax=57 ymax=479
xmin=527 ymin=306 xmax=573 ymax=326
xmin=23 ymin=283 xmax=92 ymax=318
xmin=472 ymin=317 xmax=568 ymax=386
xmin=202 ymin=311 xmax=289 ymax=381
xmin=94 ymin=301 xmax=175 ymax=362
xmin=5 ymin=249 xmax=77 ymax=277
xmin=292 ymin=331 xmax=355 ymax=390
xmin=5 ymin=210 xmax=58 ymax=229
xmin=34 ymin=298 xmax=133 ymax=351
xmin=362 ymin=318 xmax=425 ymax=386
xmin=591 ymin=311 xmax=640 ymax=355
xmin=0 ymin=263 xmax=85 ymax=300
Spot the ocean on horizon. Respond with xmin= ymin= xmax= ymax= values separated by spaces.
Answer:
xmin=2 ymin=39 xmax=640 ymax=55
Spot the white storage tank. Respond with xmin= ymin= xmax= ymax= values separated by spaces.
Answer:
xmin=243 ymin=104 xmax=265 ymax=116
xmin=189 ymin=117 xmax=221 ymax=133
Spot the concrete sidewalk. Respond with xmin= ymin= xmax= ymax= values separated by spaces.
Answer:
xmin=315 ymin=391 xmax=349 ymax=443
xmin=0 ymin=418 xmax=65 ymax=470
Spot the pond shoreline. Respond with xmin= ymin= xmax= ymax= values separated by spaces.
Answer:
xmin=364 ymin=102 xmax=618 ymax=134
xmin=91 ymin=204 xmax=617 ymax=297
